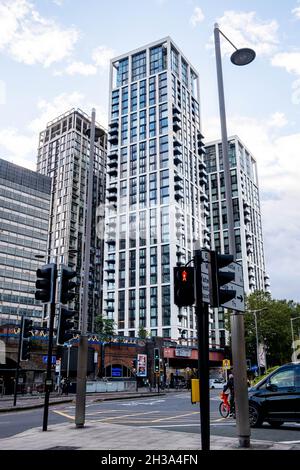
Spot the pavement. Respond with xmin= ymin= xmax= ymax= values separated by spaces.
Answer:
xmin=0 ymin=419 xmax=300 ymax=450
xmin=0 ymin=390 xmax=166 ymax=412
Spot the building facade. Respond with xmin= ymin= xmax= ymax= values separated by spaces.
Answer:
xmin=102 ymin=37 xmax=208 ymax=341
xmin=204 ymin=136 xmax=270 ymax=348
xmin=0 ymin=158 xmax=51 ymax=325
xmin=36 ymin=109 xmax=107 ymax=332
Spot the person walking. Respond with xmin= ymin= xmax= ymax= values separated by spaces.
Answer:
xmin=223 ymin=373 xmax=235 ymax=416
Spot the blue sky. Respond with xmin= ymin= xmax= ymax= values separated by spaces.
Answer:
xmin=1 ymin=0 xmax=300 ymax=302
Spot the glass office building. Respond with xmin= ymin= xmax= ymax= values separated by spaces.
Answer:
xmin=103 ymin=38 xmax=208 ymax=341
xmin=204 ymin=136 xmax=270 ymax=348
xmin=37 ymin=109 xmax=107 ymax=332
xmin=0 ymin=158 xmax=51 ymax=325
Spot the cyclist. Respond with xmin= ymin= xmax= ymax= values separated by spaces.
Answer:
xmin=223 ymin=373 xmax=235 ymax=417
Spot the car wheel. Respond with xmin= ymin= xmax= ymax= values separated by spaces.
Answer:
xmin=249 ymin=403 xmax=263 ymax=428
xmin=269 ymin=421 xmax=283 ymax=428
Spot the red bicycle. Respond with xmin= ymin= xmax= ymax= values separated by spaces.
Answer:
xmin=219 ymin=391 xmax=231 ymax=418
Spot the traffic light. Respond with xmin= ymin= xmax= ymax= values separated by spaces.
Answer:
xmin=210 ymin=252 xmax=236 ymax=307
xmin=60 ymin=267 xmax=77 ymax=304
xmin=154 ymin=348 xmax=160 ymax=373
xmin=56 ymin=307 xmax=75 ymax=345
xmin=20 ymin=318 xmax=33 ymax=361
xmin=173 ymin=267 xmax=195 ymax=307
xmin=35 ymin=263 xmax=57 ymax=303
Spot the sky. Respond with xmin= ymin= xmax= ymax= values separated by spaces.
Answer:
xmin=0 ymin=0 xmax=300 ymax=302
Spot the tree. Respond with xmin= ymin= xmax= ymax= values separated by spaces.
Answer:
xmin=138 ymin=326 xmax=149 ymax=339
xmin=94 ymin=316 xmax=116 ymax=338
xmin=225 ymin=291 xmax=299 ymax=367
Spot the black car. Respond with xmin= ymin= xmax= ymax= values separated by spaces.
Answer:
xmin=248 ymin=362 xmax=300 ymax=427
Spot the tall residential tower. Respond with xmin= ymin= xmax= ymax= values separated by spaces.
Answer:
xmin=204 ymin=136 xmax=270 ymax=348
xmin=102 ymin=37 xmax=208 ymax=341
xmin=37 ymin=109 xmax=107 ymax=331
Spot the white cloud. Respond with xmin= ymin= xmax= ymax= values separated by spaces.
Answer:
xmin=271 ymin=52 xmax=300 ymax=75
xmin=190 ymin=6 xmax=205 ymax=27
xmin=271 ymin=52 xmax=300 ymax=104
xmin=204 ymin=113 xmax=300 ymax=300
xmin=64 ymin=61 xmax=97 ymax=76
xmin=0 ymin=91 xmax=108 ymax=171
xmin=207 ymin=10 xmax=279 ymax=57
xmin=92 ymin=45 xmax=115 ymax=69
xmin=0 ymin=0 xmax=79 ymax=67
xmin=292 ymin=6 xmax=300 ymax=19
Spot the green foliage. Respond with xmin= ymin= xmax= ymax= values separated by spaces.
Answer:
xmin=251 ymin=365 xmax=280 ymax=385
xmin=94 ymin=316 xmax=115 ymax=338
xmin=138 ymin=326 xmax=149 ymax=339
xmin=225 ymin=291 xmax=300 ymax=367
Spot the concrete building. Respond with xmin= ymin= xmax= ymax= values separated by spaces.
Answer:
xmin=0 ymin=158 xmax=51 ymax=325
xmin=36 ymin=109 xmax=107 ymax=332
xmin=204 ymin=135 xmax=270 ymax=348
xmin=102 ymin=37 xmax=208 ymax=342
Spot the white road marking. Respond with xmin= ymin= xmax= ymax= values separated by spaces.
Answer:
xmin=278 ymin=440 xmax=300 ymax=444
xmin=119 ymin=400 xmax=165 ymax=406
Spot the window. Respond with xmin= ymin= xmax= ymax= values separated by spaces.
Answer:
xmin=129 ymin=212 xmax=136 ymax=248
xmin=149 ymin=139 xmax=157 ymax=171
xmin=121 ymin=86 xmax=128 ymax=115
xmin=116 ymin=58 xmax=129 ymax=87
xmin=129 ymin=250 xmax=136 ymax=287
xmin=111 ymin=90 xmax=119 ymax=119
xmin=130 ymin=113 xmax=137 ymax=143
xmin=139 ymin=248 xmax=146 ymax=285
xmin=132 ymin=51 xmax=146 ymax=81
xmin=150 ymin=287 xmax=158 ymax=327
xmin=161 ymin=206 xmax=169 ymax=243
xmin=121 ymin=116 xmax=128 ymax=145
xmin=131 ymin=83 xmax=138 ymax=112
xmin=139 ymin=80 xmax=146 ymax=109
xmin=130 ymin=144 xmax=137 ymax=176
xmin=160 ymin=169 xmax=169 ymax=204
xmin=118 ymin=290 xmax=125 ymax=329
xmin=119 ymin=251 xmax=126 ymax=288
xmin=162 ymin=285 xmax=170 ymax=326
xmin=139 ymin=141 xmax=147 ymax=174
xmin=120 ymin=147 xmax=127 ymax=179
xmin=128 ymin=290 xmax=136 ymax=328
xmin=171 ymin=47 xmax=179 ymax=76
xmin=129 ymin=178 xmax=137 ymax=210
xmin=150 ymin=246 xmax=157 ymax=284
xmin=149 ymin=172 xmax=157 ymax=206
xmin=161 ymin=244 xmax=170 ymax=283
xmin=149 ymin=77 xmax=156 ymax=106
xmin=139 ymin=288 xmax=146 ymax=327
xmin=182 ymin=59 xmax=188 ymax=87
xmin=139 ymin=109 xmax=147 ymax=140
xmin=150 ymin=44 xmax=167 ymax=75
xmin=268 ymin=368 xmax=295 ymax=389
xmin=139 ymin=211 xmax=146 ymax=247
xmin=159 ymin=72 xmax=167 ymax=103
xmin=159 ymin=135 xmax=168 ymax=168
xmin=159 ymin=103 xmax=168 ymax=134
xmin=149 ymin=107 xmax=156 ymax=138
xmin=150 ymin=208 xmax=157 ymax=244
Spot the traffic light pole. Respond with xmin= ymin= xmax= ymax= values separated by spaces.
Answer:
xmin=42 ymin=265 xmax=57 ymax=432
xmin=194 ymin=249 xmax=210 ymax=451
xmin=13 ymin=316 xmax=24 ymax=407
xmin=214 ymin=24 xmax=251 ymax=448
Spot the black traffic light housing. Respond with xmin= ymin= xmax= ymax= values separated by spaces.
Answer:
xmin=35 ymin=263 xmax=57 ymax=303
xmin=173 ymin=267 xmax=195 ymax=307
xmin=20 ymin=318 xmax=33 ymax=361
xmin=60 ymin=267 xmax=77 ymax=304
xmin=154 ymin=348 xmax=160 ymax=373
xmin=210 ymin=251 xmax=236 ymax=307
xmin=57 ymin=307 xmax=75 ymax=346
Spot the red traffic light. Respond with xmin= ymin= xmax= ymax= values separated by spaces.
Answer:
xmin=182 ymin=270 xmax=188 ymax=282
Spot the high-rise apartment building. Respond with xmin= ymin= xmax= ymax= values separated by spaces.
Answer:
xmin=37 ymin=109 xmax=107 ymax=331
xmin=102 ymin=37 xmax=208 ymax=341
xmin=0 ymin=158 xmax=51 ymax=325
xmin=204 ymin=136 xmax=270 ymax=348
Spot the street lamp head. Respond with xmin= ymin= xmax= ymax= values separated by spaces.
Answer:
xmin=230 ymin=48 xmax=256 ymax=66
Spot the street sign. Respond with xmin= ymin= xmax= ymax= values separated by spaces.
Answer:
xmin=219 ymin=262 xmax=245 ymax=312
xmin=223 ymin=359 xmax=231 ymax=370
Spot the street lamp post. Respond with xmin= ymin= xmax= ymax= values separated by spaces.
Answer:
xmin=214 ymin=23 xmax=256 ymax=448
xmin=291 ymin=316 xmax=300 ymax=360
xmin=247 ymin=308 xmax=267 ymax=376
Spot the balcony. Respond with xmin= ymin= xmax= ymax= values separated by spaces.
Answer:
xmin=174 ymin=189 xmax=184 ymax=201
xmin=244 ymin=213 xmax=251 ymax=224
xmin=199 ymin=174 xmax=208 ymax=186
xmin=107 ymin=159 xmax=118 ymax=169
xmin=104 ymin=304 xmax=115 ymax=312
xmin=105 ymin=258 xmax=115 ymax=265
xmin=109 ymin=121 xmax=119 ymax=129
xmin=107 ymin=150 xmax=118 ymax=160
xmin=107 ymin=167 xmax=118 ymax=177
xmin=107 ymin=238 xmax=116 ymax=245
xmin=200 ymin=192 xmax=209 ymax=203
xmin=107 ymin=185 xmax=118 ymax=194
xmin=174 ymin=179 xmax=183 ymax=191
xmin=105 ymin=266 xmax=115 ymax=273
xmin=108 ymin=134 xmax=118 ymax=145
xmin=106 ymin=193 xmax=117 ymax=202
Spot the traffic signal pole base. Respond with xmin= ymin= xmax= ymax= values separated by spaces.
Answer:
xmin=75 ymin=334 xmax=88 ymax=428
xmin=231 ymin=313 xmax=251 ymax=448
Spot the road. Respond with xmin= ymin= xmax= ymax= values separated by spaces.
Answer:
xmin=0 ymin=390 xmax=299 ymax=445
